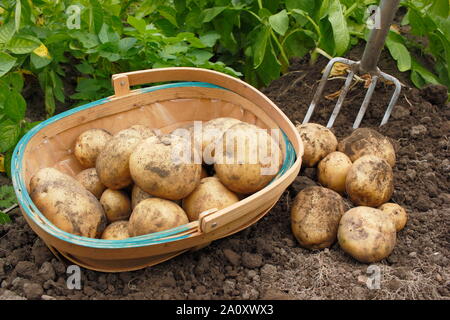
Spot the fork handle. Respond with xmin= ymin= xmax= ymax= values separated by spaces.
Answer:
xmin=359 ymin=0 xmax=401 ymax=74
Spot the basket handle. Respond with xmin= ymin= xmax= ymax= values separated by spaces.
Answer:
xmin=111 ymin=67 xmax=248 ymax=97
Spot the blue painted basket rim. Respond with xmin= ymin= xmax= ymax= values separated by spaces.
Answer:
xmin=11 ymin=81 xmax=297 ymax=249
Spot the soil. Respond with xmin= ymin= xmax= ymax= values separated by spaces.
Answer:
xmin=1 ymin=45 xmax=449 ymax=300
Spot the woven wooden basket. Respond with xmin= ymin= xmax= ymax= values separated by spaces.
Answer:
xmin=11 ymin=67 xmax=303 ymax=272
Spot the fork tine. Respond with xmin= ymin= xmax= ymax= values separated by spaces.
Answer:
xmin=303 ymin=57 xmax=342 ymax=124
xmin=352 ymin=75 xmax=378 ymax=129
xmin=379 ymin=72 xmax=402 ymax=126
xmin=326 ymin=70 xmax=355 ymax=128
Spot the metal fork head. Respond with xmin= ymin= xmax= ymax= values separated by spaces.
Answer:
xmin=303 ymin=57 xmax=402 ymax=129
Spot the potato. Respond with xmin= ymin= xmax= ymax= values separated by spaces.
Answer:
xmin=346 ymin=155 xmax=394 ymax=207
xmin=74 ymin=129 xmax=112 ymax=168
xmin=296 ymin=123 xmax=337 ymax=167
xmin=116 ymin=125 xmax=157 ymax=139
xmin=378 ymin=203 xmax=408 ymax=232
xmin=101 ymin=221 xmax=130 ymax=240
xmin=182 ymin=176 xmax=239 ymax=221
xmin=128 ymin=198 xmax=189 ymax=237
xmin=131 ymin=184 xmax=153 ymax=210
xmin=338 ymin=206 xmax=396 ymax=263
xmin=96 ymin=126 xmax=155 ymax=189
xmin=214 ymin=122 xmax=282 ymax=194
xmin=30 ymin=167 xmax=107 ymax=238
xmin=129 ymin=134 xmax=201 ymax=200
xmin=100 ymin=189 xmax=131 ymax=222
xmin=290 ymin=186 xmax=345 ymax=250
xmin=199 ymin=117 xmax=242 ymax=164
xmin=317 ymin=151 xmax=352 ymax=194
xmin=338 ymin=128 xmax=396 ymax=167
xmin=75 ymin=168 xmax=106 ymax=199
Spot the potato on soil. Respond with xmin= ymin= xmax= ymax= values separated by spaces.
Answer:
xmin=338 ymin=128 xmax=396 ymax=167
xmin=378 ymin=203 xmax=408 ymax=232
xmin=129 ymin=134 xmax=202 ymax=200
xmin=96 ymin=126 xmax=156 ymax=190
xmin=199 ymin=117 xmax=242 ymax=164
xmin=290 ymin=186 xmax=345 ymax=250
xmin=100 ymin=189 xmax=131 ymax=222
xmin=101 ymin=220 xmax=130 ymax=240
xmin=346 ymin=155 xmax=394 ymax=207
xmin=338 ymin=206 xmax=396 ymax=263
xmin=214 ymin=122 xmax=282 ymax=194
xmin=296 ymin=123 xmax=338 ymax=167
xmin=30 ymin=167 xmax=107 ymax=238
xmin=74 ymin=129 xmax=112 ymax=168
xmin=182 ymin=176 xmax=239 ymax=221
xmin=75 ymin=168 xmax=105 ymax=199
xmin=131 ymin=184 xmax=153 ymax=210
xmin=128 ymin=198 xmax=189 ymax=236
xmin=318 ymin=151 xmax=352 ymax=194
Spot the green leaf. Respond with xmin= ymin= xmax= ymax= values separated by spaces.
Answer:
xmin=15 ymin=0 xmax=21 ymax=32
xmin=159 ymin=6 xmax=179 ymax=27
xmin=0 ymin=119 xmax=20 ymax=152
xmin=253 ymin=25 xmax=270 ymax=68
xmin=327 ymin=0 xmax=349 ymax=56
xmin=188 ymin=49 xmax=213 ymax=64
xmin=385 ymin=34 xmax=411 ymax=72
xmin=4 ymin=91 xmax=26 ymax=122
xmin=30 ymin=52 xmax=52 ymax=69
xmin=286 ymin=0 xmax=315 ymax=14
xmin=269 ymin=9 xmax=289 ymax=36
xmin=0 ymin=185 xmax=16 ymax=210
xmin=3 ymin=72 xmax=24 ymax=92
xmin=0 ymin=211 xmax=12 ymax=224
xmin=410 ymin=58 xmax=440 ymax=88
xmin=98 ymin=23 xmax=120 ymax=44
xmin=7 ymin=36 xmax=40 ymax=54
xmin=75 ymin=62 xmax=95 ymax=74
xmin=430 ymin=0 xmax=449 ymax=18
xmin=0 ymin=52 xmax=17 ymax=78
xmin=256 ymin=42 xmax=281 ymax=86
xmin=283 ymin=30 xmax=315 ymax=59
xmin=202 ymin=7 xmax=227 ymax=23
xmin=127 ymin=16 xmax=146 ymax=34
xmin=71 ymin=32 xmax=100 ymax=49
xmin=118 ymin=37 xmax=137 ymax=52
xmin=0 ymin=21 xmax=16 ymax=44
xmin=199 ymin=31 xmax=221 ymax=47
xmin=319 ymin=0 xmax=331 ymax=19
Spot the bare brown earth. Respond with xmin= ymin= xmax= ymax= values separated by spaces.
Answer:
xmin=0 ymin=45 xmax=449 ymax=300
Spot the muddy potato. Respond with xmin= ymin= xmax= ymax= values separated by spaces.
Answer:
xmin=378 ymin=203 xmax=408 ymax=232
xmin=74 ymin=129 xmax=112 ymax=168
xmin=214 ymin=122 xmax=282 ymax=194
xmin=338 ymin=128 xmax=396 ymax=167
xmin=182 ymin=176 xmax=239 ymax=221
xmin=291 ymin=186 xmax=346 ymax=250
xmin=75 ymin=168 xmax=106 ymax=198
xmin=296 ymin=123 xmax=338 ymax=167
xmin=96 ymin=126 xmax=155 ymax=189
xmin=318 ymin=152 xmax=352 ymax=194
xmin=30 ymin=168 xmax=107 ymax=238
xmin=101 ymin=220 xmax=130 ymax=240
xmin=131 ymin=184 xmax=153 ymax=210
xmin=129 ymin=134 xmax=201 ymax=200
xmin=100 ymin=189 xmax=132 ymax=222
xmin=338 ymin=206 xmax=396 ymax=263
xmin=346 ymin=155 xmax=394 ymax=207
xmin=199 ymin=117 xmax=242 ymax=164
xmin=128 ymin=198 xmax=189 ymax=236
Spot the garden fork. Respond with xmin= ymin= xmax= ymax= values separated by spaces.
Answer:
xmin=303 ymin=0 xmax=402 ymax=129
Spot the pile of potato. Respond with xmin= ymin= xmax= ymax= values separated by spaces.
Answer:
xmin=30 ymin=118 xmax=282 ymax=241
xmin=291 ymin=124 xmax=407 ymax=263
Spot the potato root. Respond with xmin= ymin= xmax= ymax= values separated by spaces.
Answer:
xmin=378 ymin=203 xmax=408 ymax=232
xmin=338 ymin=206 xmax=396 ymax=263
xmin=346 ymin=155 xmax=394 ymax=207
xmin=128 ymin=198 xmax=189 ymax=236
xmin=101 ymin=220 xmax=130 ymax=240
xmin=75 ymin=168 xmax=106 ymax=199
xmin=182 ymin=176 xmax=239 ymax=221
xmin=338 ymin=128 xmax=396 ymax=167
xmin=100 ymin=189 xmax=132 ymax=222
xmin=30 ymin=168 xmax=107 ymax=238
xmin=291 ymin=186 xmax=345 ymax=250
xmin=74 ymin=129 xmax=112 ymax=168
xmin=317 ymin=151 xmax=352 ymax=194
xmin=296 ymin=123 xmax=337 ymax=167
